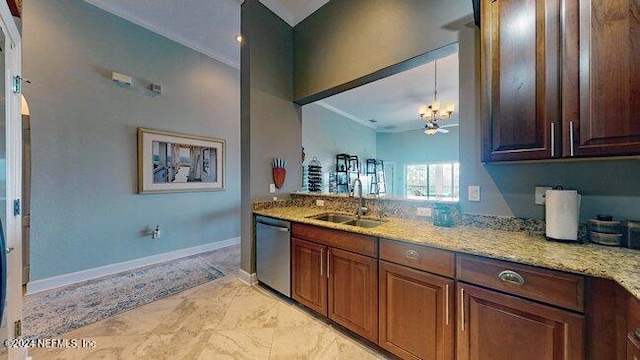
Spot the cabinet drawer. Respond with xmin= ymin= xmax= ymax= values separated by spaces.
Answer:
xmin=292 ymin=223 xmax=377 ymax=257
xmin=457 ymin=255 xmax=584 ymax=312
xmin=380 ymin=239 xmax=455 ymax=277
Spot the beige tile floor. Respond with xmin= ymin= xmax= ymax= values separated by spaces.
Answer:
xmin=20 ymin=247 xmax=388 ymax=360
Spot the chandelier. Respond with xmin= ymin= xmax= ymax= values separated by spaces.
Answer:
xmin=419 ymin=60 xmax=455 ymax=135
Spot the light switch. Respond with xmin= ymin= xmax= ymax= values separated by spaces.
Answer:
xmin=468 ymin=186 xmax=480 ymax=202
xmin=535 ymin=186 xmax=553 ymax=205
xmin=316 ymin=200 xmax=325 ymax=207
xmin=269 ymin=184 xmax=276 ymax=194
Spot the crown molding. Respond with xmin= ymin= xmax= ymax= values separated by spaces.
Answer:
xmin=85 ymin=0 xmax=240 ymax=69
xmin=315 ymin=101 xmax=377 ymax=130
xmin=259 ymin=0 xmax=329 ymax=27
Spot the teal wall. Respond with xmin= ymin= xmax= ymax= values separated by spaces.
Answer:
xmin=241 ymin=0 xmax=301 ymax=273
xmin=294 ymin=0 xmax=471 ymax=103
xmin=377 ymin=128 xmax=460 ymax=197
xmin=302 ymin=104 xmax=377 ymax=192
xmin=24 ymin=0 xmax=241 ymax=280
xmin=294 ymin=1 xmax=640 ymax=222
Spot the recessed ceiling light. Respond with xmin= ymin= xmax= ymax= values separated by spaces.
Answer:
xmin=236 ymin=34 xmax=243 ymax=43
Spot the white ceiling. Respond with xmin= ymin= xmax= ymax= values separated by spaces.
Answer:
xmin=84 ymin=0 xmax=328 ymax=69
xmin=259 ymin=0 xmax=330 ymax=27
xmin=84 ymin=0 xmax=458 ymax=133
xmin=314 ymin=53 xmax=459 ymax=133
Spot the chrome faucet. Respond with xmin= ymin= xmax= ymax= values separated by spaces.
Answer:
xmin=352 ymin=178 xmax=367 ymax=218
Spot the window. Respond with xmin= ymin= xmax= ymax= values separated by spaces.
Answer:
xmin=406 ymin=163 xmax=459 ymax=201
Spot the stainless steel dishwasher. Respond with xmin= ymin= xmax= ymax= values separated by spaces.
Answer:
xmin=255 ymin=216 xmax=291 ymax=297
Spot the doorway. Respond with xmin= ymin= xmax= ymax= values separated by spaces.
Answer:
xmin=0 ymin=2 xmax=24 ymax=359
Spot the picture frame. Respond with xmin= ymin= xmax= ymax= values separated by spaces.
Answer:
xmin=137 ymin=127 xmax=225 ymax=194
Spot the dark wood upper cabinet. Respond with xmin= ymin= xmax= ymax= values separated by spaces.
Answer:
xmin=481 ymin=0 xmax=561 ymax=161
xmin=328 ymin=247 xmax=378 ymax=343
xmin=291 ymin=237 xmax=327 ymax=316
xmin=482 ymin=0 xmax=640 ymax=161
xmin=563 ymin=0 xmax=640 ymax=157
xmin=457 ymin=283 xmax=585 ymax=360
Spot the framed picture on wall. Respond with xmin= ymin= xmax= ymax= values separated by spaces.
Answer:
xmin=137 ymin=127 xmax=225 ymax=194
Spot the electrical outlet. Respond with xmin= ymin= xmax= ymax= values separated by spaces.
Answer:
xmin=535 ymin=186 xmax=553 ymax=205
xmin=416 ymin=207 xmax=432 ymax=217
xmin=468 ymin=186 xmax=481 ymax=202
xmin=269 ymin=184 xmax=276 ymax=194
xmin=316 ymin=199 xmax=325 ymax=207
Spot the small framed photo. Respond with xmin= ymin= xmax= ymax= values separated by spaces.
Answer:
xmin=137 ymin=127 xmax=225 ymax=194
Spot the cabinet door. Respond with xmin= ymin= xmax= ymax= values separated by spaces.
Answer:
xmin=291 ymin=238 xmax=327 ymax=316
xmin=328 ymin=247 xmax=378 ymax=342
xmin=481 ymin=0 xmax=561 ymax=161
xmin=563 ymin=0 xmax=640 ymax=157
xmin=457 ymin=283 xmax=584 ymax=360
xmin=379 ymin=261 xmax=454 ymax=360
xmin=629 ymin=334 xmax=640 ymax=360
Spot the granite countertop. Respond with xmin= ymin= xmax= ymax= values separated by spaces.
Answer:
xmin=254 ymin=206 xmax=640 ymax=301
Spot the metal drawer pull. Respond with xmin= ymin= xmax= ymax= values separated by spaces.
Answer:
xmin=445 ymin=284 xmax=449 ymax=326
xmin=404 ymin=249 xmax=420 ymax=260
xmin=550 ymin=122 xmax=555 ymax=157
xmin=569 ymin=121 xmax=575 ymax=156
xmin=460 ymin=288 xmax=465 ymax=331
xmin=498 ymin=270 xmax=525 ymax=285
xmin=320 ymin=248 xmax=324 ymax=277
xmin=635 ymin=328 xmax=640 ymax=341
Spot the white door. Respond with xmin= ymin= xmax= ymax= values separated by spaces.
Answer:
xmin=0 ymin=1 xmax=23 ymax=359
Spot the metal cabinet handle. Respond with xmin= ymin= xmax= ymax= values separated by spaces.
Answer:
xmin=404 ymin=249 xmax=420 ymax=260
xmin=460 ymin=288 xmax=465 ymax=332
xmin=550 ymin=122 xmax=556 ymax=157
xmin=445 ymin=284 xmax=450 ymax=326
xmin=569 ymin=121 xmax=575 ymax=156
xmin=327 ymin=249 xmax=331 ymax=278
xmin=320 ymin=247 xmax=324 ymax=277
xmin=635 ymin=328 xmax=640 ymax=341
xmin=257 ymin=222 xmax=289 ymax=232
xmin=498 ymin=270 xmax=525 ymax=285
xmin=6 ymin=247 xmax=14 ymax=254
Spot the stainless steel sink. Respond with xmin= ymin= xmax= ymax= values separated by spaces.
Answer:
xmin=344 ymin=219 xmax=384 ymax=228
xmin=310 ymin=213 xmax=355 ymax=223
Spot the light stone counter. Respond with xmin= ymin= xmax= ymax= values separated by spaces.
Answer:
xmin=254 ymin=206 xmax=640 ymax=301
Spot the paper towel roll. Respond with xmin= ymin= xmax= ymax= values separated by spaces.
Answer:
xmin=545 ymin=190 xmax=581 ymax=241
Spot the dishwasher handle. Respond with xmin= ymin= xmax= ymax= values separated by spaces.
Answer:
xmin=256 ymin=222 xmax=290 ymax=232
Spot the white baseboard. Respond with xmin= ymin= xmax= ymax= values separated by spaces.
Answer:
xmin=27 ymin=237 xmax=240 ymax=294
xmin=237 ymin=269 xmax=257 ymax=286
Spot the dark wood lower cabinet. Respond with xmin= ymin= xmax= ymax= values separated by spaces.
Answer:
xmin=457 ymin=283 xmax=585 ymax=360
xmin=291 ymin=237 xmax=327 ymax=316
xmin=328 ymin=247 xmax=378 ymax=343
xmin=628 ymin=335 xmax=640 ymax=360
xmin=379 ymin=261 xmax=454 ymax=360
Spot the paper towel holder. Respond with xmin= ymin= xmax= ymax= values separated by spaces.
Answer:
xmin=545 ymin=186 xmax=581 ymax=243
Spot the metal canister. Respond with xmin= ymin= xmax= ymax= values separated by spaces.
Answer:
xmin=627 ymin=221 xmax=640 ymax=250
